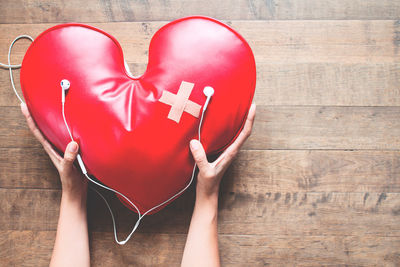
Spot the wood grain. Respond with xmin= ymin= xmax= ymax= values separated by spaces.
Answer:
xmin=246 ymin=106 xmax=400 ymax=150
xmin=87 ymin=190 xmax=400 ymax=237
xmin=2 ymin=148 xmax=400 ymax=193
xmin=1 ymin=20 xmax=398 ymax=64
xmin=223 ymin=150 xmax=400 ymax=193
xmin=1 ymin=0 xmax=399 ymax=23
xmin=254 ymin=63 xmax=400 ymax=106
xmin=1 ymin=189 xmax=400 ymax=238
xmin=0 ymin=147 xmax=59 ymax=189
xmin=1 ymin=231 xmax=399 ymax=266
xmin=1 ymin=0 xmax=399 ymax=265
xmin=2 ymin=62 xmax=399 ymax=107
xmin=2 ymin=106 xmax=399 ymax=150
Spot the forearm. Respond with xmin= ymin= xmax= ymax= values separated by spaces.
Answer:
xmin=50 ymin=190 xmax=90 ymax=267
xmin=181 ymin=192 xmax=220 ymax=267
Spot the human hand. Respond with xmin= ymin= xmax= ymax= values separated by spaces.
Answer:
xmin=190 ymin=103 xmax=256 ymax=200
xmin=20 ymin=103 xmax=87 ymax=199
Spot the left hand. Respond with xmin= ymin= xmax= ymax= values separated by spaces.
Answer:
xmin=21 ymin=103 xmax=87 ymax=199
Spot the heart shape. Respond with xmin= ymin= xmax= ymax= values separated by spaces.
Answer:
xmin=20 ymin=17 xmax=256 ymax=214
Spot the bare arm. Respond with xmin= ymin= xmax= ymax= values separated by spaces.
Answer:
xmin=21 ymin=103 xmax=90 ymax=267
xmin=181 ymin=104 xmax=256 ymax=267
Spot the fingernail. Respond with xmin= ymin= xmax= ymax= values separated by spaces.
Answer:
xmin=68 ymin=142 xmax=78 ymax=153
xmin=190 ymin=140 xmax=199 ymax=150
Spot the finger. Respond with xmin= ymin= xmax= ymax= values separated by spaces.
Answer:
xmin=189 ymin=139 xmax=210 ymax=171
xmin=21 ymin=103 xmax=62 ymax=164
xmin=21 ymin=103 xmax=49 ymax=146
xmin=61 ymin=141 xmax=79 ymax=173
xmin=234 ymin=103 xmax=256 ymax=147
xmin=215 ymin=103 xmax=256 ymax=167
xmin=41 ymin=139 xmax=63 ymax=164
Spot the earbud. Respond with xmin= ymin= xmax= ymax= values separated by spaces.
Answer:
xmin=203 ymin=86 xmax=214 ymax=111
xmin=60 ymin=79 xmax=70 ymax=103
xmin=61 ymin=79 xmax=70 ymax=90
xmin=203 ymin=86 xmax=214 ymax=97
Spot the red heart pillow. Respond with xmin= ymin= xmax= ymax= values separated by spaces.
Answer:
xmin=20 ymin=16 xmax=256 ymax=214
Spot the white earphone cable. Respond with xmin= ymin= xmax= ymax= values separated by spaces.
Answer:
xmin=0 ymin=62 xmax=22 ymax=68
xmin=62 ymin=88 xmax=210 ymax=245
xmin=0 ymin=35 xmax=34 ymax=105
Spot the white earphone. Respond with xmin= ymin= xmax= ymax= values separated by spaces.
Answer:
xmin=203 ymin=86 xmax=214 ymax=111
xmin=60 ymin=79 xmax=70 ymax=103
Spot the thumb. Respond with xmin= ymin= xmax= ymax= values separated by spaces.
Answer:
xmin=63 ymin=141 xmax=79 ymax=168
xmin=190 ymin=139 xmax=209 ymax=171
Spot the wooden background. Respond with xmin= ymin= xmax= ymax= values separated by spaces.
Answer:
xmin=1 ymin=0 xmax=399 ymax=266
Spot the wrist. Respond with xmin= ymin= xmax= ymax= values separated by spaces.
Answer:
xmin=195 ymin=189 xmax=219 ymax=211
xmin=61 ymin=178 xmax=87 ymax=200
xmin=196 ymin=184 xmax=219 ymax=200
xmin=192 ymin=194 xmax=218 ymax=228
xmin=196 ymin=189 xmax=218 ymax=201
xmin=62 ymin=186 xmax=87 ymax=206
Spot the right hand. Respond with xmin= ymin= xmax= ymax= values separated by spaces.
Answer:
xmin=190 ymin=103 xmax=256 ymax=199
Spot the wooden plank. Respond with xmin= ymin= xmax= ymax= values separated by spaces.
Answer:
xmin=2 ymin=148 xmax=400 ymax=193
xmin=245 ymin=106 xmax=400 ymax=150
xmin=223 ymin=150 xmax=400 ymax=193
xmin=219 ymin=235 xmax=400 ymax=266
xmin=0 ymin=231 xmax=55 ymax=267
xmin=2 ymin=62 xmax=400 ymax=107
xmin=2 ymin=106 xmax=400 ymax=150
xmin=91 ymin=191 xmax=400 ymax=237
xmin=1 ymin=231 xmax=399 ymax=266
xmin=1 ymin=20 xmax=398 ymax=64
xmin=1 ymin=189 xmax=399 ymax=237
xmin=0 ymin=106 xmax=40 ymax=148
xmin=0 ymin=147 xmax=59 ymax=189
xmin=254 ymin=63 xmax=400 ymax=106
xmin=237 ymin=20 xmax=399 ymax=64
xmin=1 ymin=0 xmax=400 ymax=23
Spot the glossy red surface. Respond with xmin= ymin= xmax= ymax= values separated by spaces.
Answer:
xmin=20 ymin=17 xmax=256 ymax=214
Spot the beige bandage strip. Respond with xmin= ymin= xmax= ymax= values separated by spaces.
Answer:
xmin=159 ymin=81 xmax=202 ymax=123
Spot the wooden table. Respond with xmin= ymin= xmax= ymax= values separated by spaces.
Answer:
xmin=1 ymin=1 xmax=399 ymax=266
